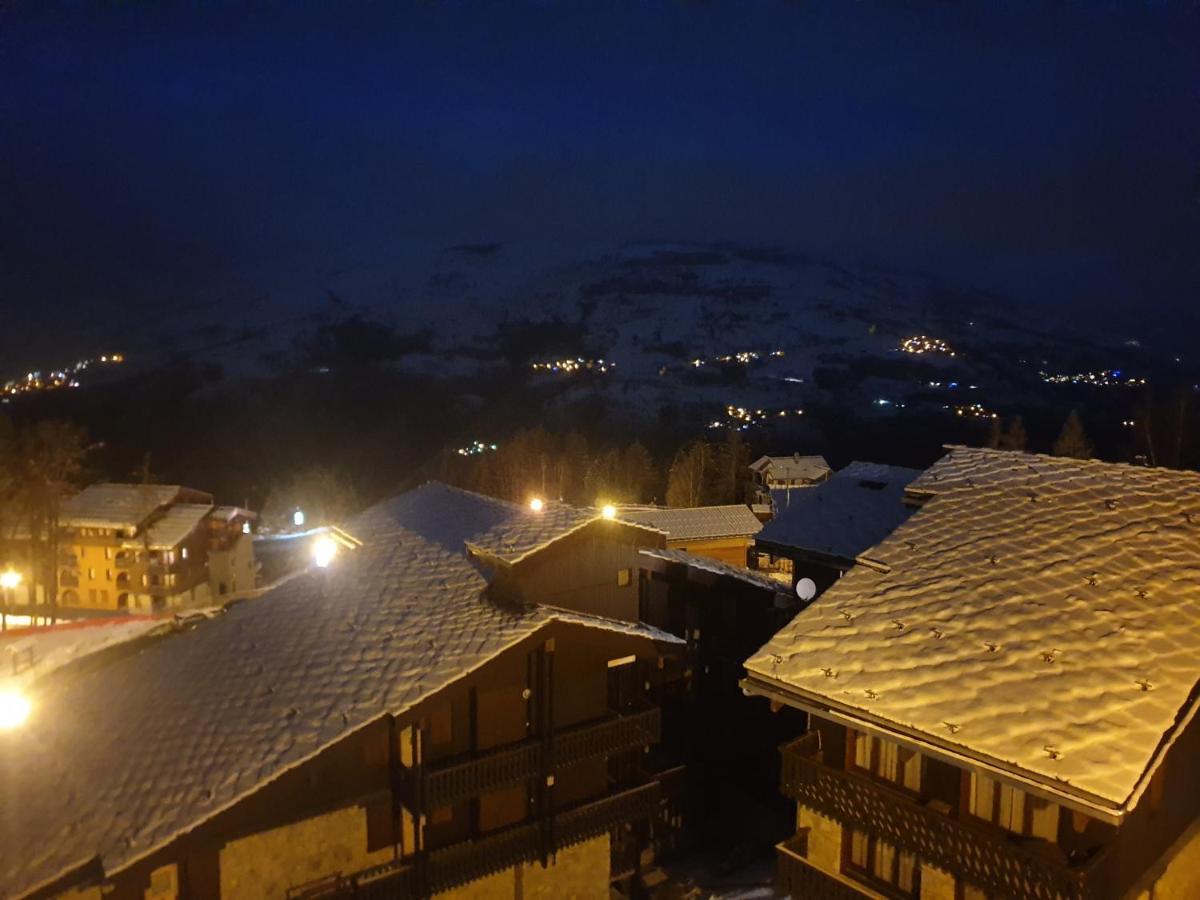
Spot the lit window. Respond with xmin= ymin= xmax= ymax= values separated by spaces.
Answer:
xmin=617 ymin=568 xmax=632 ymax=587
xmin=181 ymin=547 xmax=189 ymax=560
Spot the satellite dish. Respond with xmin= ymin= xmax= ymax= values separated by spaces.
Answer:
xmin=795 ymin=577 xmax=817 ymax=602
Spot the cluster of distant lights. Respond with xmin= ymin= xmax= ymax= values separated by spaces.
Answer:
xmin=689 ymin=349 xmax=785 ymax=368
xmin=1039 ymin=369 xmax=1146 ymax=387
xmin=2 ymin=353 xmax=124 ymax=399
xmin=530 ymin=358 xmax=614 ymax=374
xmin=954 ymin=403 xmax=999 ymax=420
xmin=708 ymin=404 xmax=805 ymax=431
xmin=900 ymin=336 xmax=955 ymax=356
xmin=457 ymin=440 xmax=499 ymax=457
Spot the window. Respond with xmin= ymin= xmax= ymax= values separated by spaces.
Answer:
xmin=850 ymin=730 xmax=921 ymax=792
xmin=843 ymin=827 xmax=919 ymax=897
xmin=104 ymin=547 xmax=112 ymax=560
xmin=182 ymin=547 xmax=189 ymax=560
xmin=87 ymin=568 xmax=95 ymax=580
xmin=105 ymin=569 xmax=111 ymax=581
xmin=617 ymin=567 xmax=632 ymax=587
xmin=969 ymin=772 xmax=1058 ymax=840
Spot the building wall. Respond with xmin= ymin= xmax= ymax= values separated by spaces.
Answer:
xmin=798 ymin=805 xmax=842 ymax=875
xmin=218 ymin=804 xmax=392 ymax=899
xmin=208 ymin=533 xmax=256 ymax=599
xmin=511 ymin=520 xmax=664 ymax=622
xmin=432 ymin=835 xmax=610 ymax=900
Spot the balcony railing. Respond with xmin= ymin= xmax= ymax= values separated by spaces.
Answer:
xmin=114 ymin=553 xmax=137 ymax=570
xmin=58 ymin=551 xmax=77 ymax=567
xmin=780 ymin=733 xmax=1110 ymax=900
xmin=60 ymin=572 xmax=79 ymax=588
xmin=424 ymin=706 xmax=660 ymax=809
xmin=313 ymin=780 xmax=662 ymax=899
xmin=776 ymin=831 xmax=865 ymax=900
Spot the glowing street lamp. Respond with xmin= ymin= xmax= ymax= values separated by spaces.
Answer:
xmin=0 ymin=570 xmax=20 ymax=591
xmin=293 ymin=509 xmax=306 ymax=528
xmin=529 ymin=497 xmax=544 ymax=512
xmin=600 ymin=504 xmax=617 ymax=520
xmin=0 ymin=690 xmax=31 ymax=730
xmin=312 ymin=535 xmax=338 ymax=569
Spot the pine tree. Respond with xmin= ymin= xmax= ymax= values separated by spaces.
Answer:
xmin=1052 ymin=410 xmax=1094 ymax=459
xmin=998 ymin=416 xmax=1028 ymax=452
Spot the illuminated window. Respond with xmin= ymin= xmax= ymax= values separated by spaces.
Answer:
xmin=850 ymin=730 xmax=921 ymax=792
xmin=617 ymin=568 xmax=632 ymax=587
xmin=182 ymin=547 xmax=189 ymax=560
xmin=843 ymin=827 xmax=919 ymax=896
xmin=969 ymin=772 xmax=1057 ymax=839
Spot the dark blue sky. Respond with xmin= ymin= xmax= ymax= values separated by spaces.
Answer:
xmin=2 ymin=1 xmax=1198 ymax=364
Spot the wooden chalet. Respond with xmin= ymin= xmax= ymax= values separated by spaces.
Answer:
xmin=743 ymin=448 xmax=1200 ymax=900
xmin=0 ymin=483 xmax=684 ymax=900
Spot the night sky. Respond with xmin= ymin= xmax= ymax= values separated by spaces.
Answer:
xmin=3 ymin=2 xmax=1198 ymax=367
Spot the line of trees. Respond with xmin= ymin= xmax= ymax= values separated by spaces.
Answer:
xmin=445 ymin=427 xmax=756 ymax=508
xmin=0 ymin=417 xmax=91 ymax=614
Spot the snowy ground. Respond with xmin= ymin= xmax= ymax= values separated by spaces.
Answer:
xmin=0 ymin=617 xmax=171 ymax=690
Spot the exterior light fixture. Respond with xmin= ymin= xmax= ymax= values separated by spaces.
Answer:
xmin=0 ymin=690 xmax=31 ymax=730
xmin=529 ymin=498 xmax=544 ymax=512
xmin=0 ymin=570 xmax=21 ymax=591
xmin=601 ymin=504 xmax=617 ymax=520
xmin=312 ymin=535 xmax=338 ymax=569
xmin=293 ymin=509 xmax=306 ymax=527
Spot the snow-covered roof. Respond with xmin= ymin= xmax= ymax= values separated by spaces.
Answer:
xmin=59 ymin=483 xmax=184 ymax=530
xmin=616 ymin=504 xmax=762 ymax=542
xmin=745 ymin=447 xmax=1200 ymax=818
xmin=210 ymin=505 xmax=255 ymax=523
xmin=639 ymin=547 xmax=788 ymax=594
xmin=377 ymin=482 xmax=599 ymax=564
xmin=133 ymin=503 xmax=213 ymax=550
xmin=0 ymin=484 xmax=680 ymax=898
xmin=749 ymin=454 xmax=831 ymax=483
xmin=758 ymin=461 xmax=924 ymax=562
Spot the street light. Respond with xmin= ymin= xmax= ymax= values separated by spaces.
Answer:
xmin=600 ymin=504 xmax=617 ymax=520
xmin=312 ymin=535 xmax=338 ymax=569
xmin=0 ymin=690 xmax=31 ymax=730
xmin=529 ymin=497 xmax=544 ymax=512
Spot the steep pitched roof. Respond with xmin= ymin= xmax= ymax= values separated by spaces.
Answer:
xmin=134 ymin=503 xmax=214 ymax=550
xmin=639 ymin=547 xmax=788 ymax=594
xmin=758 ymin=461 xmax=924 ymax=562
xmin=390 ymin=482 xmax=598 ymax=564
xmin=59 ymin=484 xmax=184 ymax=530
xmin=0 ymin=485 xmax=680 ymax=898
xmin=749 ymin=455 xmax=831 ymax=483
xmin=616 ymin=504 xmax=762 ymax=542
xmin=745 ymin=447 xmax=1200 ymax=818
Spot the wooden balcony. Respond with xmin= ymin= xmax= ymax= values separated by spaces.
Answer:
xmin=780 ymin=733 xmax=1111 ymax=900
xmin=114 ymin=552 xmax=137 ymax=570
xmin=313 ymin=780 xmax=662 ymax=899
xmin=424 ymin=706 xmax=660 ymax=809
xmin=776 ymin=831 xmax=865 ymax=900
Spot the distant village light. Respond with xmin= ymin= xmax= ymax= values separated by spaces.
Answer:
xmin=312 ymin=535 xmax=338 ymax=568
xmin=0 ymin=690 xmax=31 ymax=730
xmin=529 ymin=498 xmax=545 ymax=512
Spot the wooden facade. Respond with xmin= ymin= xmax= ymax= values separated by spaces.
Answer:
xmin=770 ymin=714 xmax=1200 ymax=900
xmin=44 ymin=619 xmax=679 ymax=900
